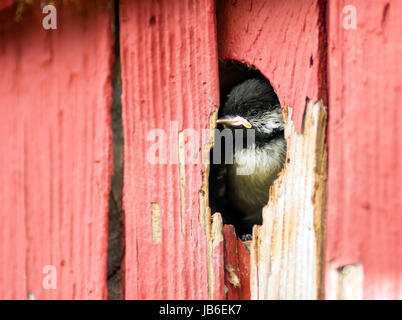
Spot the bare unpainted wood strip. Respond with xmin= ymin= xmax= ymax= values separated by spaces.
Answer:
xmin=151 ymin=202 xmax=162 ymax=244
xmin=199 ymin=166 xmax=214 ymax=298
xmin=211 ymin=214 xmax=224 ymax=248
xmin=250 ymin=225 xmax=260 ymax=300
xmin=198 ymin=107 xmax=218 ymax=230
xmin=225 ymin=264 xmax=241 ymax=288
xmin=251 ymin=100 xmax=327 ymax=300
xmin=209 ymin=213 xmax=224 ymax=299
xmin=327 ymin=263 xmax=364 ymax=300
xmin=199 ymin=168 xmax=216 ymax=300
xmin=205 ymin=212 xmax=224 ymax=299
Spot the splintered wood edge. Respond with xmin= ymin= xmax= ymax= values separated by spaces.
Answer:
xmin=311 ymin=102 xmax=328 ymax=300
xmin=250 ymin=100 xmax=328 ymax=300
xmin=250 ymin=225 xmax=260 ymax=300
xmin=199 ymin=106 xmax=219 ymax=234
xmin=199 ymin=107 xmax=224 ymax=299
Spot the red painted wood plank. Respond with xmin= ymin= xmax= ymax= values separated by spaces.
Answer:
xmin=0 ymin=0 xmax=16 ymax=11
xmin=119 ymin=0 xmax=220 ymax=299
xmin=217 ymin=0 xmax=326 ymax=133
xmin=237 ymin=238 xmax=250 ymax=299
xmin=326 ymin=0 xmax=402 ymax=299
xmin=0 ymin=1 xmax=114 ymax=299
xmin=223 ymin=225 xmax=250 ymax=300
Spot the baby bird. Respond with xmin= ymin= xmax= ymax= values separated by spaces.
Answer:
xmin=211 ymin=78 xmax=286 ymax=236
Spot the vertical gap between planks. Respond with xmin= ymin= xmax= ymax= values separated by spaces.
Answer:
xmin=107 ymin=0 xmax=124 ymax=300
xmin=317 ymin=0 xmax=328 ymax=299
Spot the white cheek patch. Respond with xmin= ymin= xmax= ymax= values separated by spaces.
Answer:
xmin=254 ymin=108 xmax=284 ymax=133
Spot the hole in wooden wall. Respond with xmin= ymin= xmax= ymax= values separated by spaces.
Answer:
xmin=107 ymin=0 xmax=124 ymax=300
xmin=209 ymin=60 xmax=286 ymax=238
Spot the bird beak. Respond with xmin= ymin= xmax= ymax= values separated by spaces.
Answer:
xmin=216 ymin=116 xmax=252 ymax=129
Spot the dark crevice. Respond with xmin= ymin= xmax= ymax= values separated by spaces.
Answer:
xmin=107 ymin=0 xmax=124 ymax=300
xmin=317 ymin=0 xmax=328 ymax=300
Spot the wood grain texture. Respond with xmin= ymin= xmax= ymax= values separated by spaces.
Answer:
xmin=250 ymin=101 xmax=327 ymax=300
xmin=223 ymin=225 xmax=250 ymax=300
xmin=0 ymin=1 xmax=114 ymax=299
xmin=326 ymin=0 xmax=402 ymax=299
xmin=119 ymin=0 xmax=221 ymax=299
xmin=217 ymin=0 xmax=327 ymax=133
xmin=217 ymin=0 xmax=327 ymax=300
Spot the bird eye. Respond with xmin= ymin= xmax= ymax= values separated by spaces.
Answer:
xmin=249 ymin=110 xmax=258 ymax=117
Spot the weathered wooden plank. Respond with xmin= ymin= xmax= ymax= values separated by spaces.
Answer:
xmin=217 ymin=0 xmax=327 ymax=133
xmin=223 ymin=225 xmax=250 ymax=300
xmin=0 ymin=1 xmax=114 ymax=299
xmin=119 ymin=0 xmax=221 ymax=299
xmin=217 ymin=0 xmax=327 ymax=300
xmin=326 ymin=0 xmax=402 ymax=299
xmin=249 ymin=102 xmax=327 ymax=300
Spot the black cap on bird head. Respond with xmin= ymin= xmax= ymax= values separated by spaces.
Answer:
xmin=217 ymin=78 xmax=285 ymax=144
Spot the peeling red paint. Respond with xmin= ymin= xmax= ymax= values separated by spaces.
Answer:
xmin=0 ymin=1 xmax=114 ymax=299
xmin=326 ymin=0 xmax=402 ymax=299
xmin=0 ymin=0 xmax=401 ymax=301
xmin=217 ymin=0 xmax=327 ymax=133
xmin=119 ymin=0 xmax=220 ymax=299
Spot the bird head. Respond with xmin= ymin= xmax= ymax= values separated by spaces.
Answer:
xmin=217 ymin=78 xmax=284 ymax=145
